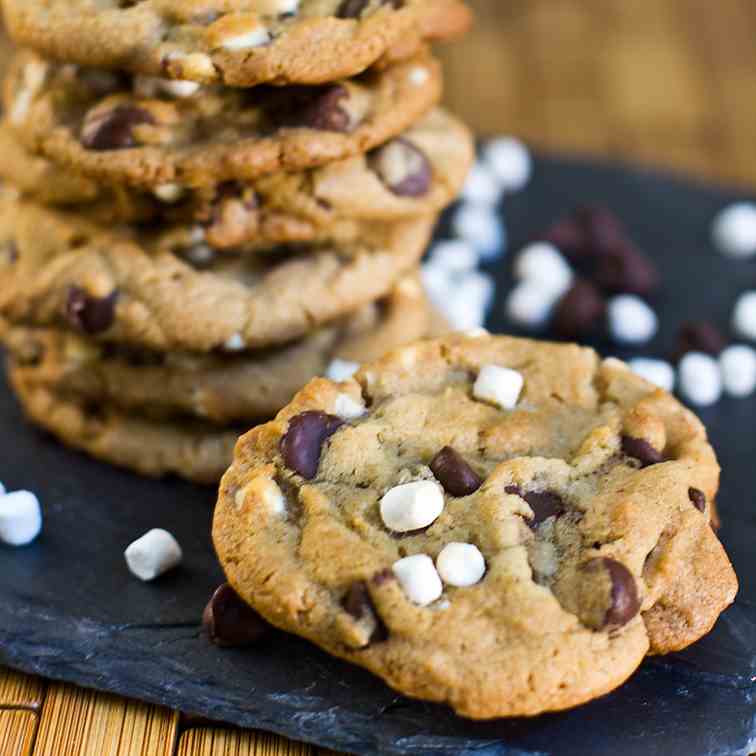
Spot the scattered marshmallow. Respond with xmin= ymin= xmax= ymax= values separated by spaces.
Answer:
xmin=392 ymin=554 xmax=443 ymax=606
xmin=124 ymin=529 xmax=183 ymax=582
xmin=428 ymin=239 xmax=480 ymax=274
xmin=421 ymin=263 xmax=453 ymax=309
xmin=461 ymin=161 xmax=503 ymax=206
xmin=326 ymin=359 xmax=360 ymax=382
xmin=222 ymin=333 xmax=245 ymax=352
xmin=628 ymin=358 xmax=675 ymax=392
xmin=607 ymin=294 xmax=658 ymax=345
xmin=732 ymin=291 xmax=756 ymax=341
xmin=333 ymin=393 xmax=366 ymax=420
xmin=452 ymin=203 xmax=506 ymax=260
xmin=482 ymin=137 xmax=532 ymax=193
xmin=436 ymin=543 xmax=486 ymax=587
xmin=712 ymin=203 xmax=756 ymax=259
xmin=0 ymin=490 xmax=42 ymax=546
xmin=218 ymin=26 xmax=271 ymax=51
xmin=720 ymin=344 xmax=756 ymax=398
xmin=513 ymin=242 xmax=573 ymax=295
xmin=505 ymin=280 xmax=560 ymax=329
xmin=678 ymin=352 xmax=723 ymax=407
xmin=161 ymin=78 xmax=201 ymax=98
xmin=473 ymin=364 xmax=524 ymax=409
xmin=380 ymin=481 xmax=444 ymax=533
xmin=153 ymin=183 xmax=185 ymax=203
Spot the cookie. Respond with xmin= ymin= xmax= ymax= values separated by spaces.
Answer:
xmin=3 ymin=0 xmax=471 ymax=87
xmin=5 ymin=50 xmax=442 ymax=188
xmin=0 ymin=194 xmax=434 ymax=352
xmin=213 ymin=333 xmax=737 ymax=718
xmin=4 ymin=275 xmax=435 ymax=424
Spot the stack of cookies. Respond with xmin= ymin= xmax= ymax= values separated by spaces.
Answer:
xmin=0 ymin=1 xmax=474 ymax=483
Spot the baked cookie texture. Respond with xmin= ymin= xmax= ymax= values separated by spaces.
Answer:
xmin=3 ymin=0 xmax=471 ymax=87
xmin=213 ymin=332 xmax=737 ymax=718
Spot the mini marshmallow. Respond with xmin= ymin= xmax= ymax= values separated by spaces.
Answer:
xmin=333 ymin=393 xmax=366 ymax=420
xmin=380 ymin=481 xmax=444 ymax=533
xmin=506 ymin=280 xmax=561 ymax=329
xmin=392 ymin=554 xmax=443 ymax=606
xmin=0 ymin=482 xmax=5 ymax=496
xmin=0 ymin=490 xmax=42 ymax=546
xmin=628 ymin=358 xmax=675 ymax=392
xmin=124 ymin=529 xmax=182 ymax=581
xmin=607 ymin=294 xmax=658 ymax=345
xmin=452 ymin=203 xmax=506 ymax=260
xmin=153 ymin=183 xmax=185 ymax=203
xmin=223 ymin=333 xmax=245 ymax=352
xmin=436 ymin=543 xmax=486 ymax=587
xmin=712 ymin=202 xmax=756 ymax=259
xmin=461 ymin=162 xmax=503 ymax=206
xmin=445 ymin=297 xmax=487 ymax=332
xmin=428 ymin=239 xmax=480 ymax=274
xmin=732 ymin=291 xmax=756 ymax=340
xmin=219 ymin=26 xmax=271 ymax=51
xmin=421 ymin=263 xmax=453 ymax=309
xmin=720 ymin=344 xmax=756 ymax=398
xmin=678 ymin=352 xmax=723 ymax=407
xmin=473 ymin=364 xmax=524 ymax=409
xmin=326 ymin=359 xmax=360 ymax=382
xmin=482 ymin=137 xmax=532 ymax=193
xmin=160 ymin=79 xmax=201 ymax=98
xmin=513 ymin=242 xmax=573 ymax=295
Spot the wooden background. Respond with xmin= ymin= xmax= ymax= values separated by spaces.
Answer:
xmin=2 ymin=1 xmax=756 ymax=754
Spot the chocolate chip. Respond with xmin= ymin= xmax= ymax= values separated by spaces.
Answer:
xmin=538 ymin=216 xmax=587 ymax=260
xmin=672 ymin=321 xmax=727 ymax=363
xmin=336 ymin=0 xmax=370 ymax=16
xmin=296 ymin=85 xmax=351 ymax=132
xmin=588 ymin=558 xmax=640 ymax=629
xmin=342 ymin=581 xmax=388 ymax=643
xmin=552 ymin=279 xmax=606 ymax=338
xmin=65 ymin=286 xmax=118 ymax=334
xmin=429 ymin=446 xmax=482 ymax=497
xmin=369 ymin=139 xmax=432 ymax=197
xmin=593 ymin=240 xmax=660 ymax=296
xmin=688 ymin=487 xmax=706 ymax=512
xmin=578 ymin=206 xmax=625 ymax=252
xmin=505 ymin=484 xmax=524 ymax=497
xmin=202 ymin=583 xmax=269 ymax=647
xmin=279 ymin=411 xmax=344 ymax=479
xmin=523 ymin=491 xmax=565 ymax=526
xmin=621 ymin=435 xmax=664 ymax=468
xmin=80 ymin=105 xmax=155 ymax=150
xmin=372 ymin=567 xmax=396 ymax=587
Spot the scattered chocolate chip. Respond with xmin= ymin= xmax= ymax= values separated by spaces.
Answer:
xmin=336 ymin=0 xmax=370 ymax=16
xmin=202 ymin=583 xmax=269 ymax=647
xmin=538 ymin=216 xmax=587 ymax=260
xmin=688 ymin=487 xmax=706 ymax=512
xmin=279 ymin=411 xmax=344 ymax=479
xmin=429 ymin=446 xmax=482 ymax=497
xmin=372 ymin=567 xmax=396 ymax=587
xmin=552 ymin=279 xmax=607 ymax=338
xmin=80 ymin=105 xmax=155 ymax=150
xmin=523 ymin=490 xmax=565 ymax=527
xmin=578 ymin=205 xmax=625 ymax=252
xmin=593 ymin=240 xmax=660 ymax=296
xmin=504 ymin=484 xmax=524 ymax=497
xmin=621 ymin=435 xmax=664 ymax=468
xmin=296 ymin=85 xmax=351 ymax=132
xmin=672 ymin=321 xmax=727 ymax=363
xmin=65 ymin=286 xmax=118 ymax=334
xmin=587 ymin=558 xmax=641 ymax=629
xmin=342 ymin=581 xmax=388 ymax=643
xmin=369 ymin=139 xmax=432 ymax=197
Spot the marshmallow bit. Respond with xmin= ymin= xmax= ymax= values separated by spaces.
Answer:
xmin=506 ymin=280 xmax=561 ymax=330
xmin=473 ymin=364 xmax=523 ymax=409
xmin=326 ymin=358 xmax=360 ymax=382
xmin=219 ymin=25 xmax=271 ymax=51
xmin=482 ymin=137 xmax=532 ymax=193
xmin=392 ymin=554 xmax=443 ymax=606
xmin=678 ymin=352 xmax=723 ymax=407
xmin=124 ymin=529 xmax=182 ymax=581
xmin=513 ymin=242 xmax=573 ymax=295
xmin=223 ymin=333 xmax=245 ymax=352
xmin=0 ymin=490 xmax=42 ymax=546
xmin=436 ymin=542 xmax=486 ymax=587
xmin=461 ymin=161 xmax=503 ymax=206
xmin=712 ymin=203 xmax=756 ymax=259
xmin=161 ymin=78 xmax=201 ymax=98
xmin=428 ymin=239 xmax=480 ymax=274
xmin=333 ymin=392 xmax=366 ymax=420
xmin=255 ymin=0 xmax=300 ymax=13
xmin=464 ymin=327 xmax=490 ymax=339
xmin=720 ymin=344 xmax=756 ymax=398
xmin=607 ymin=294 xmax=658 ymax=345
xmin=380 ymin=481 xmax=444 ymax=533
xmin=408 ymin=65 xmax=430 ymax=86
xmin=153 ymin=183 xmax=185 ymax=203
xmin=163 ymin=51 xmax=216 ymax=80
xmin=628 ymin=358 xmax=675 ymax=392
xmin=452 ymin=203 xmax=506 ymax=260
xmin=732 ymin=291 xmax=756 ymax=340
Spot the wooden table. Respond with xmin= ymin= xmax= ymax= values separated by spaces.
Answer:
xmin=3 ymin=1 xmax=756 ymax=753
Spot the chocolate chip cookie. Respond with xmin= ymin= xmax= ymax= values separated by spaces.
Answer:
xmin=3 ymin=0 xmax=470 ymax=87
xmin=0 ymin=194 xmax=434 ymax=352
xmin=213 ymin=332 xmax=737 ymax=718
xmin=4 ymin=50 xmax=442 ymax=188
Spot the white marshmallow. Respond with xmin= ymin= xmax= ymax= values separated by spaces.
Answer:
xmin=720 ymin=344 xmax=756 ymax=398
xmin=436 ymin=543 xmax=486 ymax=587
xmin=513 ymin=242 xmax=573 ymax=295
xmin=482 ymin=137 xmax=532 ymax=193
xmin=160 ymin=79 xmax=201 ymax=98
xmin=380 ymin=481 xmax=444 ymax=533
xmin=505 ymin=280 xmax=561 ymax=329
xmin=461 ymin=162 xmax=502 ymax=206
xmin=223 ymin=333 xmax=245 ymax=352
xmin=445 ymin=298 xmax=487 ymax=332
xmin=452 ymin=203 xmax=505 ymax=260
xmin=0 ymin=491 xmax=42 ymax=546
xmin=428 ymin=239 xmax=480 ymax=274
xmin=712 ymin=203 xmax=756 ymax=258
xmin=326 ymin=359 xmax=360 ymax=382
xmin=628 ymin=358 xmax=675 ymax=392
xmin=607 ymin=295 xmax=658 ymax=345
xmin=473 ymin=364 xmax=523 ymax=409
xmin=464 ymin=327 xmax=490 ymax=339
xmin=732 ymin=291 xmax=756 ymax=340
xmin=678 ymin=352 xmax=723 ymax=407
xmin=153 ymin=183 xmax=185 ymax=203
xmin=420 ymin=263 xmax=454 ymax=310
xmin=124 ymin=529 xmax=183 ymax=581
xmin=219 ymin=27 xmax=271 ymax=51
xmin=0 ymin=482 xmax=5 ymax=496
xmin=392 ymin=554 xmax=443 ymax=606
xmin=333 ymin=393 xmax=366 ymax=420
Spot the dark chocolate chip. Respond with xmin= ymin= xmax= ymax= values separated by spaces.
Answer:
xmin=688 ymin=487 xmax=706 ymax=512
xmin=621 ymin=435 xmax=664 ymax=468
xmin=80 ymin=105 xmax=155 ymax=150
xmin=279 ymin=411 xmax=344 ymax=479
xmin=523 ymin=490 xmax=566 ymax=527
xmin=578 ymin=205 xmax=625 ymax=252
xmin=369 ymin=138 xmax=432 ymax=197
xmin=336 ymin=0 xmax=370 ymax=16
xmin=429 ymin=446 xmax=482 ymax=497
xmin=538 ymin=216 xmax=587 ymax=260
xmin=591 ymin=558 xmax=641 ymax=629
xmin=505 ymin=484 xmax=524 ymax=497
xmin=342 ymin=581 xmax=388 ymax=643
xmin=372 ymin=567 xmax=396 ymax=587
xmin=65 ymin=286 xmax=118 ymax=334
xmin=552 ymin=279 xmax=607 ymax=338
xmin=296 ymin=85 xmax=351 ymax=132
xmin=202 ymin=583 xmax=269 ymax=647
xmin=593 ymin=240 xmax=660 ymax=296
xmin=672 ymin=321 xmax=727 ymax=363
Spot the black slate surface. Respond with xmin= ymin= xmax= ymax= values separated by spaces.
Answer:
xmin=2 ymin=155 xmax=756 ymax=756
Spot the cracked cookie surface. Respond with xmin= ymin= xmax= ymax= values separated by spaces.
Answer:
xmin=213 ymin=332 xmax=737 ymax=718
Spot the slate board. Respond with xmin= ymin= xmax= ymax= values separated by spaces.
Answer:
xmin=1 ymin=155 xmax=756 ymax=756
